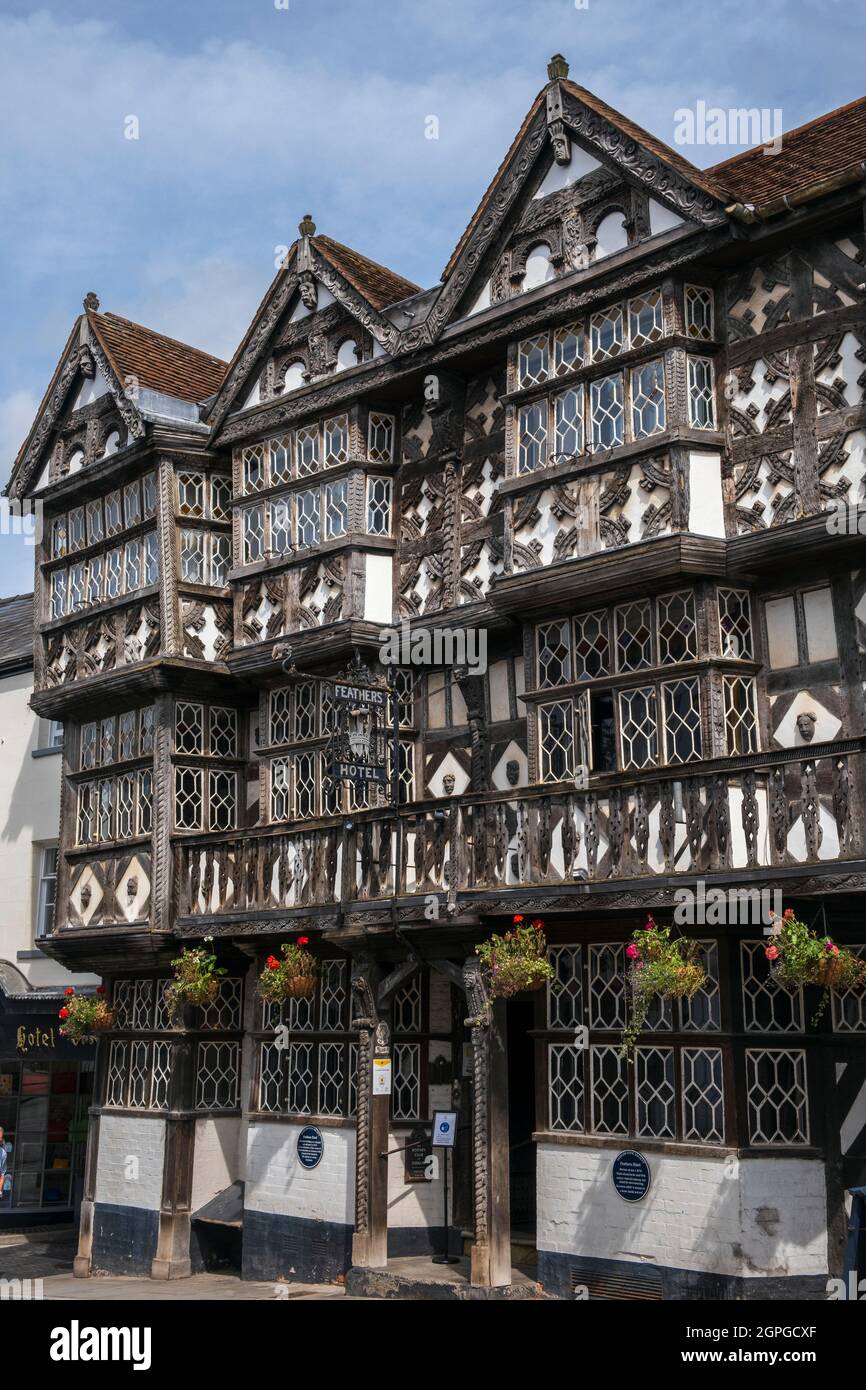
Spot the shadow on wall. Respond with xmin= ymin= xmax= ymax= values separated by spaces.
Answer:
xmin=543 ymin=1146 xmax=829 ymax=1293
xmin=0 ymin=668 xmax=51 ymax=845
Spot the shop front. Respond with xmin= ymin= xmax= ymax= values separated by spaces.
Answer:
xmin=0 ymin=992 xmax=95 ymax=1222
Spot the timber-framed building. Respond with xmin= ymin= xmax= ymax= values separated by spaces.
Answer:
xmin=8 ymin=56 xmax=866 ymax=1297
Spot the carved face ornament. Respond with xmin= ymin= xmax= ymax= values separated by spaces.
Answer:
xmin=796 ymin=711 xmax=817 ymax=743
xmin=505 ymin=759 xmax=520 ymax=787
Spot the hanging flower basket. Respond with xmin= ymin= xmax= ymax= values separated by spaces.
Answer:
xmin=165 ymin=947 xmax=225 ymax=1019
xmin=258 ymin=940 xmax=319 ymax=1004
xmin=765 ymin=908 xmax=866 ymax=1020
xmin=621 ymin=917 xmax=705 ymax=1058
xmin=58 ymin=987 xmax=115 ymax=1045
xmin=476 ymin=917 xmax=554 ymax=1007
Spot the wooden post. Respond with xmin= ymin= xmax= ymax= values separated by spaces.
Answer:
xmin=151 ymin=1002 xmax=196 ymax=1279
xmin=464 ymin=959 xmax=511 ymax=1288
xmin=350 ymin=957 xmax=388 ymax=1268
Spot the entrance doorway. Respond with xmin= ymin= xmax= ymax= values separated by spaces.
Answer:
xmin=506 ymin=997 xmax=536 ymax=1238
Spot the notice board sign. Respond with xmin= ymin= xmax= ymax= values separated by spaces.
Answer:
xmin=403 ymin=1125 xmax=433 ymax=1183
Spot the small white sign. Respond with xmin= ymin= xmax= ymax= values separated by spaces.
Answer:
xmin=431 ymin=1110 xmax=458 ymax=1148
xmin=372 ymin=1058 xmax=392 ymax=1095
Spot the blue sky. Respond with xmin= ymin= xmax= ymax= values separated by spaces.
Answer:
xmin=1 ymin=0 xmax=863 ymax=595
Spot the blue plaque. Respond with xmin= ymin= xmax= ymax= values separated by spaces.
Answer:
xmin=297 ymin=1125 xmax=324 ymax=1170
xmin=611 ymin=1150 xmax=651 ymax=1202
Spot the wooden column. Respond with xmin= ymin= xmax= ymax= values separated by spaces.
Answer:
xmin=151 ymin=1003 xmax=197 ymax=1279
xmin=350 ymin=957 xmax=387 ymax=1268
xmin=464 ymin=959 xmax=511 ymax=1287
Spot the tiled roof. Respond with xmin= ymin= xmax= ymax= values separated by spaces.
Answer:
xmin=706 ymin=94 xmax=866 ymax=206
xmin=89 ymin=311 xmax=228 ymax=403
xmin=313 ymin=235 xmax=420 ymax=309
xmin=0 ymin=593 xmax=34 ymax=672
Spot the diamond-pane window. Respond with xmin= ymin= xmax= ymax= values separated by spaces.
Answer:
xmin=211 ymin=474 xmax=232 ymax=520
xmin=741 ymin=941 xmax=803 ymax=1032
xmin=723 ymin=676 xmax=758 ymax=754
xmin=209 ymin=770 xmax=236 ymax=832
xmin=140 ymin=707 xmax=155 ymax=756
xmin=635 ymin=1046 xmax=676 ymax=1138
xmin=178 ymin=472 xmax=204 ymax=517
xmin=296 ymin=488 xmax=320 ymax=547
xmin=662 ymin=679 xmax=702 ymax=764
xmin=573 ymin=610 xmax=609 ymax=679
xmin=86 ymin=500 xmax=104 ymax=545
xmin=100 ymin=717 xmax=116 ymax=766
xmin=319 ymin=960 xmax=349 ymax=1031
xmin=210 ymin=706 xmax=237 ymax=757
xmin=68 ymin=507 xmax=85 ymax=550
xmin=517 ymin=335 xmax=549 ymax=387
xmin=518 ymin=400 xmax=547 ymax=473
xmin=619 ymin=686 xmax=658 ymax=769
xmin=175 ymin=703 xmax=204 ymax=754
xmin=243 ymin=444 xmax=266 ymax=493
xmin=615 ymin=600 xmax=653 ymax=671
xmin=243 ymin=506 xmax=265 ymax=563
xmin=718 ymin=588 xmax=753 ymax=659
xmin=268 ymin=438 xmax=292 ymax=485
xmin=685 ymin=285 xmax=714 ymax=340
xmin=367 ymin=477 xmax=392 ymax=535
xmin=80 ymin=723 xmax=97 ymax=770
xmin=590 ymin=307 xmax=624 ymax=361
xmin=590 ymin=1045 xmax=628 ymax=1135
xmin=180 ymin=529 xmax=205 ymax=584
xmin=657 ymin=591 xmax=697 ymax=662
xmin=287 ymin=1042 xmax=313 ymax=1114
xmin=296 ymin=426 xmax=320 ymax=476
xmin=124 ymin=483 xmax=142 ymax=529
xmin=688 ymin=356 xmax=716 ymax=428
xmin=368 ymin=412 xmax=395 ymax=463
xmin=628 ymin=290 xmax=664 ymax=347
xmin=270 ymin=756 xmax=290 ymax=822
xmin=554 ymin=323 xmax=584 ymax=375
xmin=554 ymin=386 xmax=584 ymax=459
xmin=536 ymin=621 xmax=571 ymax=688
xmin=294 ymin=681 xmax=316 ymax=740
xmin=681 ymin=1047 xmax=725 ymax=1142
xmin=590 ymin=373 xmax=624 ymax=450
xmin=324 ymin=415 xmax=349 ymax=467
xmin=392 ymin=1042 xmax=421 ymax=1120
xmin=175 ymin=767 xmax=203 ymax=830
xmin=294 ymin=752 xmax=317 ymax=819
xmin=195 ymin=1041 xmax=240 ymax=1111
xmin=270 ymin=689 xmax=292 ymax=745
xmin=631 ymin=359 xmax=666 ymax=438
xmin=539 ymin=701 xmax=574 ymax=782
xmin=138 ymin=769 xmax=153 ymax=834
xmin=105 ymin=491 xmax=123 ymax=535
xmin=547 ymin=946 xmax=583 ymax=1029
xmin=549 ymin=1045 xmax=584 ymax=1131
xmin=746 ymin=1048 xmax=809 ymax=1145
xmin=393 ymin=974 xmax=422 ymax=1032
xmin=270 ymin=497 xmax=292 ymax=556
xmin=325 ymin=479 xmax=349 ymax=538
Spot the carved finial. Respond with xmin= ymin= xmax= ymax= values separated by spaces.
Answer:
xmin=298 ymin=214 xmax=316 ymax=238
xmin=83 ymin=291 xmax=100 ymax=313
xmin=547 ymin=53 xmax=569 ymax=81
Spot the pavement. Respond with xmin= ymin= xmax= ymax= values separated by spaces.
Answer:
xmin=0 ymin=1227 xmax=348 ymax=1300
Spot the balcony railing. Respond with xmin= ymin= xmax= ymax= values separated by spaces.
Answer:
xmin=176 ymin=747 xmax=862 ymax=920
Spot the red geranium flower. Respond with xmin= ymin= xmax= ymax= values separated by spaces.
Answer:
xmin=765 ymin=945 xmax=779 ymax=961
xmin=266 ymin=955 xmax=279 ymax=970
xmin=513 ymin=914 xmax=524 ymax=924
xmin=58 ymin=1007 xmax=69 ymax=1020
xmin=297 ymin=936 xmax=309 ymax=946
xmin=626 ymin=944 xmax=640 ymax=959
xmin=530 ymin=918 xmax=544 ymax=931
xmin=64 ymin=987 xmax=74 ymax=996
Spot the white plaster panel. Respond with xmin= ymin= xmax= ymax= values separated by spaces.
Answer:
xmin=94 ymin=1114 xmax=166 ymax=1211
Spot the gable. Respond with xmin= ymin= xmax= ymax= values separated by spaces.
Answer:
xmin=430 ymin=55 xmax=729 ymax=338
xmin=207 ymin=222 xmax=420 ymax=439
